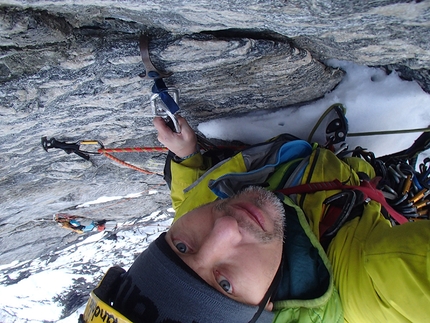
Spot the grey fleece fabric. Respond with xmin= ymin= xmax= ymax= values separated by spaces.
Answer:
xmin=112 ymin=233 xmax=274 ymax=323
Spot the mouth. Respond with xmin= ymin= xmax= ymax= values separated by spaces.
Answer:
xmin=231 ymin=203 xmax=266 ymax=231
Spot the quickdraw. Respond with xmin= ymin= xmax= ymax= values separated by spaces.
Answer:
xmin=42 ymin=135 xmax=250 ymax=177
xmin=351 ymin=132 xmax=430 ymax=222
xmin=374 ymin=157 xmax=430 ymax=221
xmin=140 ymin=34 xmax=181 ymax=133
xmin=41 ymin=136 xmax=167 ymax=175
xmin=307 ymin=104 xmax=430 ymax=223
xmin=42 ymin=35 xmax=182 ymax=175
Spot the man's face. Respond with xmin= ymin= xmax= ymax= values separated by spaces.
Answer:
xmin=165 ymin=186 xmax=285 ymax=306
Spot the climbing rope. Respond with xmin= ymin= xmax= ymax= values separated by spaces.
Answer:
xmin=96 ymin=146 xmax=168 ymax=175
xmin=348 ymin=127 xmax=430 ymax=137
xmin=43 ymin=135 xmax=249 ymax=175
xmin=98 ymin=147 xmax=168 ymax=153
xmin=98 ymin=149 xmax=165 ymax=175
xmin=307 ymin=103 xmax=347 ymax=143
xmin=308 ymin=103 xmax=430 ymax=142
xmin=79 ymin=141 xmax=169 ymax=175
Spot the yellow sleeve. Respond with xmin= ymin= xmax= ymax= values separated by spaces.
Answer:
xmin=169 ymin=153 xmax=209 ymax=215
xmin=170 ymin=152 xmax=248 ymax=221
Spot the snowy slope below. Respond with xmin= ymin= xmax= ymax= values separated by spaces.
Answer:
xmin=0 ymin=205 xmax=174 ymax=323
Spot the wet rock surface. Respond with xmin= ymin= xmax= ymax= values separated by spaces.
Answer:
xmin=0 ymin=0 xmax=429 ymax=267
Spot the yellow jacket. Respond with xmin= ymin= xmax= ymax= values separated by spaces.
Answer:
xmin=170 ymin=139 xmax=342 ymax=322
xmin=169 ymin=139 xmax=430 ymax=323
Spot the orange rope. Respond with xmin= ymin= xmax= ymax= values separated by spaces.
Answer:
xmin=96 ymin=144 xmax=247 ymax=174
xmin=99 ymin=147 xmax=168 ymax=153
xmin=99 ymin=151 xmax=163 ymax=175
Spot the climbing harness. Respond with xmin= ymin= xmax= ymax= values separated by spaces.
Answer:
xmin=345 ymin=128 xmax=430 ymax=222
xmin=306 ymin=104 xmax=430 ymax=225
xmin=278 ymin=178 xmax=409 ymax=222
xmin=354 ymin=149 xmax=430 ymax=222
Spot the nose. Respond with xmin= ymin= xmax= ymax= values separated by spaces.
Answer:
xmin=196 ymin=216 xmax=242 ymax=266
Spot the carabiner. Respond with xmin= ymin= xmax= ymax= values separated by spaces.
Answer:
xmin=79 ymin=140 xmax=105 ymax=152
xmin=151 ymin=88 xmax=181 ymax=133
xmin=322 ymin=190 xmax=357 ymax=238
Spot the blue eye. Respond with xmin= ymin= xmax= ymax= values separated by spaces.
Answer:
xmin=175 ymin=242 xmax=188 ymax=253
xmin=217 ymin=276 xmax=232 ymax=294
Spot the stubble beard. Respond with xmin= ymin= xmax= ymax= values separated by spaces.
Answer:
xmin=216 ymin=186 xmax=285 ymax=243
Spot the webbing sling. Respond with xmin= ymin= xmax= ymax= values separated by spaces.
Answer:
xmin=139 ymin=34 xmax=180 ymax=121
xmin=152 ymin=78 xmax=180 ymax=115
xmin=277 ymin=179 xmax=409 ymax=225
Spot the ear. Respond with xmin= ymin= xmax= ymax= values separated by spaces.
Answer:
xmin=265 ymin=301 xmax=274 ymax=311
